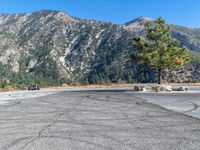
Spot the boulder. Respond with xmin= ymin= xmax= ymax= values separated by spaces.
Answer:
xmin=160 ymin=85 xmax=172 ymax=92
xmin=152 ymin=85 xmax=172 ymax=92
xmin=142 ymin=88 xmax=147 ymax=92
xmin=134 ymin=85 xmax=145 ymax=91
xmin=152 ymin=86 xmax=159 ymax=92
xmin=184 ymin=87 xmax=190 ymax=91
xmin=172 ymin=86 xmax=189 ymax=91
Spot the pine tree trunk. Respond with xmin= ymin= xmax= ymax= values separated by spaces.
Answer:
xmin=157 ymin=69 xmax=162 ymax=85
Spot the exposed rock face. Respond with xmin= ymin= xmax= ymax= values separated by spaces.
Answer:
xmin=124 ymin=17 xmax=154 ymax=32
xmin=0 ymin=10 xmax=199 ymax=85
xmin=0 ymin=10 xmax=136 ymax=84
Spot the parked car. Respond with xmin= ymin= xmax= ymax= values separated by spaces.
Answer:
xmin=28 ymin=84 xmax=40 ymax=91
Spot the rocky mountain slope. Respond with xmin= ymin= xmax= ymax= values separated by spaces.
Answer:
xmin=124 ymin=17 xmax=200 ymax=52
xmin=0 ymin=10 xmax=199 ymax=87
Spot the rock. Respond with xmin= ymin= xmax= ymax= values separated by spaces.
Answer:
xmin=152 ymin=86 xmax=160 ymax=92
xmin=142 ymin=88 xmax=147 ymax=92
xmin=160 ymin=85 xmax=172 ymax=92
xmin=134 ymin=85 xmax=145 ymax=91
xmin=172 ymin=86 xmax=189 ymax=91
xmin=152 ymin=85 xmax=172 ymax=92
xmin=184 ymin=87 xmax=190 ymax=91
xmin=178 ymin=86 xmax=186 ymax=91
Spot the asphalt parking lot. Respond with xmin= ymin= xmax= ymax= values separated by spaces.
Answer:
xmin=0 ymin=89 xmax=200 ymax=150
xmin=134 ymin=87 xmax=200 ymax=119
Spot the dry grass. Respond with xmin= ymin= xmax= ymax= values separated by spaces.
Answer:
xmin=41 ymin=82 xmax=200 ymax=91
xmin=0 ymin=86 xmax=20 ymax=92
xmin=41 ymin=83 xmax=134 ymax=90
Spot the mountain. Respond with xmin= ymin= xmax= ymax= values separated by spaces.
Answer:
xmin=124 ymin=16 xmax=154 ymax=32
xmin=0 ymin=10 xmax=199 ymax=87
xmin=124 ymin=17 xmax=200 ymax=53
xmin=0 ymin=10 xmax=136 ymax=87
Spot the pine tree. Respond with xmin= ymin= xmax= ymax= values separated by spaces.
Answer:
xmin=131 ymin=17 xmax=191 ymax=84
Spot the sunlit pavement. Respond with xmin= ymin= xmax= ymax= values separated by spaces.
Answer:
xmin=132 ymin=86 xmax=200 ymax=119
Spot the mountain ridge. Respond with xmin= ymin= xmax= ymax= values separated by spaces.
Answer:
xmin=0 ymin=10 xmax=199 ymax=87
xmin=1 ymin=9 xmax=200 ymax=28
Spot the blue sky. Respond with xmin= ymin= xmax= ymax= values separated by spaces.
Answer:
xmin=0 ymin=0 xmax=199 ymax=28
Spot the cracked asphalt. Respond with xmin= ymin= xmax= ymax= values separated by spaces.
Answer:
xmin=0 ymin=89 xmax=200 ymax=150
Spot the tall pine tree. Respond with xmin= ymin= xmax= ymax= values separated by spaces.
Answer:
xmin=131 ymin=17 xmax=190 ymax=84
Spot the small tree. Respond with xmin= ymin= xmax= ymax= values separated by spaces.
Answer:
xmin=131 ymin=17 xmax=190 ymax=84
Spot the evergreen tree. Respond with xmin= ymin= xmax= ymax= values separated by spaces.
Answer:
xmin=131 ymin=17 xmax=191 ymax=84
